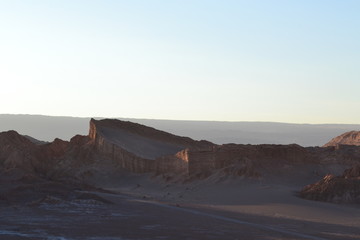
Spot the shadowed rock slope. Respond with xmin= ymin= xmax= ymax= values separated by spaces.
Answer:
xmin=0 ymin=130 xmax=93 ymax=178
xmin=299 ymin=165 xmax=360 ymax=203
xmin=297 ymin=132 xmax=360 ymax=204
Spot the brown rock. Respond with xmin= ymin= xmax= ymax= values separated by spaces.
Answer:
xmin=299 ymin=166 xmax=360 ymax=203
xmin=323 ymin=131 xmax=360 ymax=147
xmin=89 ymin=118 xmax=214 ymax=173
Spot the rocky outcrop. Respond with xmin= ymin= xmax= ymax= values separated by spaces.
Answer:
xmin=0 ymin=119 xmax=215 ymax=178
xmin=323 ymin=131 xmax=360 ymax=147
xmin=0 ymin=131 xmax=39 ymax=171
xmin=299 ymin=165 xmax=360 ymax=203
xmin=2 ymin=119 xmax=360 ymax=185
xmin=0 ymin=130 xmax=94 ymax=178
xmin=89 ymin=119 xmax=214 ymax=174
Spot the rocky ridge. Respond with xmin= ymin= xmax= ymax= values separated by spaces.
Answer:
xmin=1 ymin=119 xmax=360 ymax=205
xmin=323 ymin=130 xmax=360 ymax=147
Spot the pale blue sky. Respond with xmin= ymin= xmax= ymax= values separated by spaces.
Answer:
xmin=1 ymin=0 xmax=359 ymax=123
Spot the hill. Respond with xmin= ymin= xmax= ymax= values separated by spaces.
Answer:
xmin=323 ymin=131 xmax=360 ymax=147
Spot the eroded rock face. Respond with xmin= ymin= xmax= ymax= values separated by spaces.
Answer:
xmin=323 ymin=131 xmax=360 ymax=147
xmin=2 ymin=120 xmax=360 ymax=185
xmin=89 ymin=118 xmax=214 ymax=174
xmin=0 ymin=130 xmax=94 ymax=178
xmin=299 ymin=165 xmax=360 ymax=204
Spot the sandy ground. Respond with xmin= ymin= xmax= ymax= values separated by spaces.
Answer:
xmin=1 ymin=171 xmax=359 ymax=240
xmin=103 ymin=173 xmax=360 ymax=240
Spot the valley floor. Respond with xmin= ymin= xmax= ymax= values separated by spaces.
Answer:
xmin=107 ymin=175 xmax=360 ymax=240
xmin=1 ymin=174 xmax=359 ymax=240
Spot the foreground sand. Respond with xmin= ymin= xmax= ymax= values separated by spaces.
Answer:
xmin=1 ymin=172 xmax=359 ymax=240
xmin=103 ymin=173 xmax=360 ymax=240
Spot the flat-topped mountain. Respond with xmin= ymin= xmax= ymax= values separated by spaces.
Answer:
xmin=323 ymin=131 xmax=360 ymax=147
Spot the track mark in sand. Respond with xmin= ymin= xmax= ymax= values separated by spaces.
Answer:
xmin=134 ymin=199 xmax=328 ymax=240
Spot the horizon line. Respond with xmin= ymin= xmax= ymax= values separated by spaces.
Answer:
xmin=1 ymin=113 xmax=360 ymax=126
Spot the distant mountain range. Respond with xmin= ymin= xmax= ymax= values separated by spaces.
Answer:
xmin=0 ymin=114 xmax=359 ymax=147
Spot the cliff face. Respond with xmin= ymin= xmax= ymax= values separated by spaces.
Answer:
xmin=323 ymin=131 xmax=360 ymax=147
xmin=88 ymin=119 xmax=214 ymax=174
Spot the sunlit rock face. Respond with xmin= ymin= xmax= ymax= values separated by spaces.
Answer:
xmin=323 ymin=131 xmax=360 ymax=147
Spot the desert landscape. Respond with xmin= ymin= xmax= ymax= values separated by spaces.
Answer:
xmin=0 ymin=118 xmax=359 ymax=240
xmin=2 ymin=1 xmax=359 ymax=239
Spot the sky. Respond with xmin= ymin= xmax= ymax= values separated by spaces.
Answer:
xmin=0 ymin=0 xmax=359 ymax=124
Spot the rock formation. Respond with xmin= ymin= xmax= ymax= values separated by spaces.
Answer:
xmin=2 ymin=120 xmax=360 ymax=180
xmin=299 ymin=165 xmax=360 ymax=203
xmin=0 ymin=130 xmax=93 ymax=178
xmin=2 ymin=118 xmax=360 ymax=205
xmin=89 ymin=118 xmax=214 ymax=174
xmin=323 ymin=130 xmax=360 ymax=147
xmin=0 ymin=130 xmax=39 ymax=171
